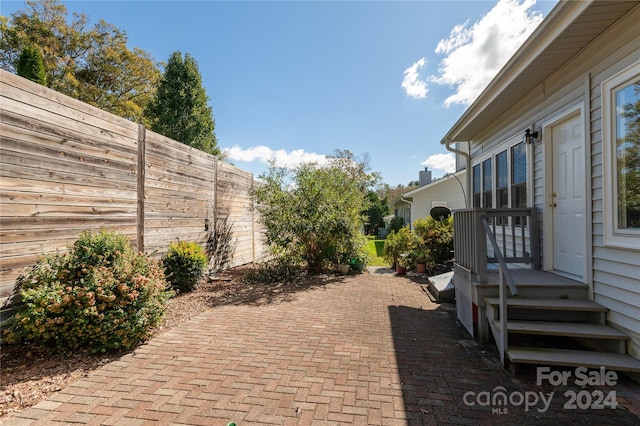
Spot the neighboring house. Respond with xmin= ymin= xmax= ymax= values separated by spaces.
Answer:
xmin=389 ymin=168 xmax=467 ymax=230
xmin=401 ymin=169 xmax=467 ymax=228
xmin=440 ymin=1 xmax=640 ymax=373
xmin=390 ymin=197 xmax=412 ymax=228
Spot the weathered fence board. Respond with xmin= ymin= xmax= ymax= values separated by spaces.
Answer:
xmin=0 ymin=70 xmax=268 ymax=307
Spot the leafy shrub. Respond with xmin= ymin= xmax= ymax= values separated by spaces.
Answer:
xmin=3 ymin=230 xmax=171 ymax=353
xmin=252 ymin=153 xmax=374 ymax=272
xmin=413 ymin=216 xmax=454 ymax=268
xmin=388 ymin=216 xmax=404 ymax=234
xmin=383 ymin=226 xmax=418 ymax=268
xmin=163 ymin=241 xmax=207 ymax=293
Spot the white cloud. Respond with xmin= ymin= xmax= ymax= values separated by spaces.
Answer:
xmin=421 ymin=152 xmax=456 ymax=174
xmin=223 ymin=145 xmax=328 ymax=169
xmin=430 ymin=0 xmax=543 ymax=107
xmin=401 ymin=57 xmax=428 ymax=99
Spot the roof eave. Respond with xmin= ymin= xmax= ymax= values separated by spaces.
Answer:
xmin=440 ymin=0 xmax=592 ymax=145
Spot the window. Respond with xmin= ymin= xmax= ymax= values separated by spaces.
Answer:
xmin=602 ymin=62 xmax=640 ymax=249
xmin=496 ymin=150 xmax=508 ymax=210
xmin=473 ymin=164 xmax=481 ymax=207
xmin=482 ymin=158 xmax=492 ymax=208
xmin=511 ymin=142 xmax=527 ymax=225
xmin=511 ymin=143 xmax=527 ymax=207
xmin=471 ymin=141 xmax=528 ymax=213
xmin=614 ymin=82 xmax=640 ymax=230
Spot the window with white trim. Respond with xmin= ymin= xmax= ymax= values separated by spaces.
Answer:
xmin=496 ymin=150 xmax=508 ymax=210
xmin=472 ymin=164 xmax=481 ymax=207
xmin=471 ymin=141 xmax=527 ymax=212
xmin=602 ymin=62 xmax=640 ymax=249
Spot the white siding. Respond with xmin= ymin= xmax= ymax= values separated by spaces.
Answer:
xmin=464 ymin=6 xmax=640 ymax=358
xmin=588 ymin=12 xmax=640 ymax=357
xmin=408 ymin=174 xmax=466 ymax=227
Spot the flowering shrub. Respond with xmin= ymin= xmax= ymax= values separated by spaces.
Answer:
xmin=162 ymin=241 xmax=207 ymax=292
xmin=2 ymin=230 xmax=171 ymax=353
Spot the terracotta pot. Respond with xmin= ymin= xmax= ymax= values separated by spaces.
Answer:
xmin=338 ymin=264 xmax=350 ymax=274
xmin=417 ymin=262 xmax=426 ymax=273
xmin=396 ymin=265 xmax=407 ymax=275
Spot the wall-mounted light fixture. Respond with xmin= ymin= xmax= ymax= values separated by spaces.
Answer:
xmin=523 ymin=128 xmax=539 ymax=144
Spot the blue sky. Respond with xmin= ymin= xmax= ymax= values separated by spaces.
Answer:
xmin=2 ymin=0 xmax=558 ymax=186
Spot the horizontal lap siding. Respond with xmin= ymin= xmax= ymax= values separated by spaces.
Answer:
xmin=409 ymin=175 xmax=466 ymax=226
xmin=588 ymin=17 xmax=640 ymax=357
xmin=0 ymin=70 xmax=267 ymax=305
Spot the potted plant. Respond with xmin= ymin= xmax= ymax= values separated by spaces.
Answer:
xmin=384 ymin=227 xmax=417 ymax=273
xmin=396 ymin=253 xmax=411 ymax=275
xmin=411 ymin=245 xmax=428 ymax=273
xmin=338 ymin=263 xmax=350 ymax=274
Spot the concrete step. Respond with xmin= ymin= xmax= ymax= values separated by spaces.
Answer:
xmin=507 ymin=347 xmax=640 ymax=373
xmin=484 ymin=297 xmax=608 ymax=312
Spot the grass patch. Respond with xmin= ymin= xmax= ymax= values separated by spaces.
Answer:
xmin=367 ymin=237 xmax=387 ymax=267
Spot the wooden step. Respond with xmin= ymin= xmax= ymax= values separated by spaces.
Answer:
xmin=507 ymin=347 xmax=640 ymax=372
xmin=503 ymin=320 xmax=628 ymax=340
xmin=484 ymin=297 xmax=608 ymax=312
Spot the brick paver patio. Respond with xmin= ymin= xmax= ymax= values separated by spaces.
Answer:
xmin=2 ymin=269 xmax=639 ymax=425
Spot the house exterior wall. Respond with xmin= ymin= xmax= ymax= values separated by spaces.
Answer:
xmin=464 ymin=6 xmax=640 ymax=358
xmin=408 ymin=174 xmax=467 ymax=228
xmin=588 ymin=11 xmax=640 ymax=358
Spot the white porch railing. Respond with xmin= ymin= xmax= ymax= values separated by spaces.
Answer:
xmin=453 ymin=207 xmax=540 ymax=364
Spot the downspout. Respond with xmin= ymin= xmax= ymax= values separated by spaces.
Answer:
xmin=444 ymin=139 xmax=472 ymax=208
xmin=400 ymin=195 xmax=413 ymax=229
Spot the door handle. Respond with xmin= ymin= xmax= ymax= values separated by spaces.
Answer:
xmin=550 ymin=202 xmax=557 ymax=207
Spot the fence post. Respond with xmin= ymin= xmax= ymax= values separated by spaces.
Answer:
xmin=213 ymin=157 xmax=218 ymax=229
xmin=251 ymin=174 xmax=255 ymax=264
xmin=137 ymin=124 xmax=146 ymax=252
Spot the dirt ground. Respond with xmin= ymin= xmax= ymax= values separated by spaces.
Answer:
xmin=0 ymin=265 xmax=334 ymax=418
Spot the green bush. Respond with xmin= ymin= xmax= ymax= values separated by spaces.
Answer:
xmin=3 ymin=230 xmax=171 ymax=353
xmin=383 ymin=226 xmax=418 ymax=268
xmin=413 ymin=216 xmax=454 ymax=268
xmin=252 ymin=152 xmax=375 ymax=272
xmin=163 ymin=241 xmax=207 ymax=293
xmin=388 ymin=216 xmax=404 ymax=234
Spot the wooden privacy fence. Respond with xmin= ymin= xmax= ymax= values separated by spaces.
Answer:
xmin=0 ymin=70 xmax=268 ymax=306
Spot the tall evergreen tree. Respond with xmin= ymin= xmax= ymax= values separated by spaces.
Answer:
xmin=145 ymin=51 xmax=219 ymax=156
xmin=16 ymin=45 xmax=46 ymax=85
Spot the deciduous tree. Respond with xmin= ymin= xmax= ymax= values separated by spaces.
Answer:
xmin=1 ymin=0 xmax=160 ymax=123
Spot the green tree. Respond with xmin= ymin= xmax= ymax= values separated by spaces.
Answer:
xmin=253 ymin=155 xmax=375 ymax=271
xmin=145 ymin=51 xmax=219 ymax=156
xmin=16 ymin=44 xmax=46 ymax=85
xmin=376 ymin=181 xmax=420 ymax=212
xmin=364 ymin=191 xmax=389 ymax=235
xmin=1 ymin=0 xmax=160 ymax=123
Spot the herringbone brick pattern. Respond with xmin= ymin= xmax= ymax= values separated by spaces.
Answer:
xmin=3 ymin=270 xmax=639 ymax=425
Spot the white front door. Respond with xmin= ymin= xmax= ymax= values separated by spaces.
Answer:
xmin=551 ymin=114 xmax=586 ymax=278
